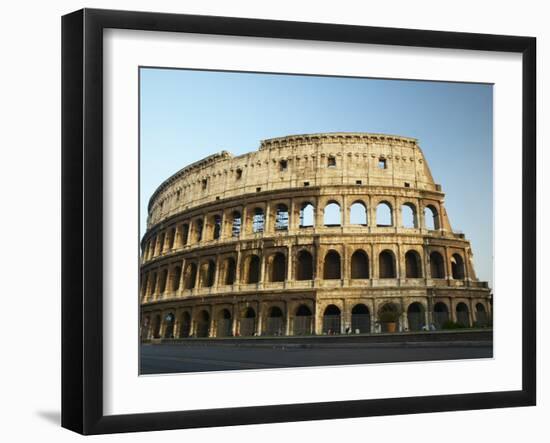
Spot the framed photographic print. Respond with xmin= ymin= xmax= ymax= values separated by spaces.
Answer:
xmin=61 ymin=8 xmax=536 ymax=435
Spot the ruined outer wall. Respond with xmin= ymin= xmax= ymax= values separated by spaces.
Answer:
xmin=146 ymin=133 xmax=450 ymax=231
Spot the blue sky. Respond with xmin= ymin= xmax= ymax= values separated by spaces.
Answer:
xmin=140 ymin=68 xmax=493 ymax=286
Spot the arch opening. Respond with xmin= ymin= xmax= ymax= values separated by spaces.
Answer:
xmin=407 ymin=302 xmax=425 ymax=331
xmin=270 ymin=252 xmax=286 ymax=282
xmin=424 ymin=205 xmax=440 ymax=230
xmin=231 ymin=211 xmax=242 ymax=238
xmin=324 ymin=202 xmax=341 ymax=226
xmin=300 ymin=203 xmax=315 ymax=227
xmin=379 ymin=250 xmax=396 ymax=278
xmin=252 ymin=207 xmax=265 ymax=233
xmin=322 ymin=305 xmax=341 ymax=334
xmin=163 ymin=312 xmax=175 ymax=338
xmin=246 ymin=255 xmax=261 ymax=284
xmin=195 ymin=310 xmax=210 ymax=337
xmin=239 ymin=307 xmax=256 ymax=336
xmin=430 ymin=251 xmax=445 ymax=279
xmin=475 ymin=303 xmax=488 ymax=327
xmin=350 ymin=201 xmax=368 ymax=226
xmin=296 ymin=250 xmax=313 ymax=281
xmin=376 ymin=202 xmax=393 ymax=227
xmin=323 ymin=250 xmax=341 ymax=279
xmin=351 ymin=250 xmax=369 ymax=279
xmin=265 ymin=306 xmax=285 ymax=336
xmin=275 ymin=204 xmax=289 ymax=231
xmin=433 ymin=302 xmax=450 ymax=330
xmin=405 ymin=250 xmax=422 ymax=278
xmin=451 ymin=253 xmax=465 ymax=279
xmin=183 ymin=263 xmax=197 ymax=290
xmin=456 ymin=302 xmax=470 ymax=327
xmin=351 ymin=304 xmax=371 ymax=334
xmin=402 ymin=203 xmax=417 ymax=228
xmin=179 ymin=312 xmax=191 ymax=338
xmin=216 ymin=309 xmax=233 ymax=337
xmin=294 ymin=305 xmax=313 ymax=335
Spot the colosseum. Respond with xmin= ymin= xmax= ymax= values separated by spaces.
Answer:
xmin=140 ymin=132 xmax=492 ymax=340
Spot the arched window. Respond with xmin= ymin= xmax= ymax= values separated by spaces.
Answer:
xmin=405 ymin=250 xmax=422 ymax=278
xmin=181 ymin=223 xmax=189 ymax=245
xmin=200 ymin=260 xmax=216 ymax=287
xmin=475 ymin=303 xmax=488 ymax=327
xmin=163 ymin=312 xmax=175 ymax=338
xmin=424 ymin=205 xmax=440 ymax=230
xmin=158 ymin=232 xmax=165 ymax=254
xmin=183 ymin=263 xmax=197 ymax=289
xmin=239 ymin=307 xmax=256 ymax=336
xmin=433 ymin=302 xmax=450 ymax=329
xmin=294 ymin=305 xmax=313 ymax=335
xmin=451 ymin=253 xmax=465 ymax=279
xmin=322 ymin=305 xmax=341 ymax=334
xmin=351 ymin=250 xmax=369 ymax=279
xmin=212 ymin=214 xmax=222 ymax=240
xmin=275 ymin=204 xmax=289 ymax=230
xmin=323 ymin=250 xmax=341 ymax=279
xmin=246 ymin=255 xmax=260 ymax=284
xmin=430 ymin=251 xmax=445 ymax=279
xmin=351 ymin=304 xmax=371 ymax=334
xmin=223 ymin=257 xmax=236 ymax=285
xmin=150 ymin=272 xmax=157 ymax=296
xmin=149 ymin=237 xmax=157 ymax=258
xmin=379 ymin=250 xmax=396 ymax=278
xmin=324 ymin=202 xmax=341 ymax=226
xmin=252 ymin=207 xmax=265 ymax=233
xmin=456 ymin=302 xmax=470 ymax=327
xmin=231 ymin=211 xmax=242 ymax=237
xmin=265 ymin=306 xmax=285 ymax=336
xmin=376 ymin=202 xmax=393 ymax=226
xmin=195 ymin=310 xmax=210 ymax=337
xmin=194 ymin=219 xmax=203 ymax=242
xmin=140 ymin=274 xmax=148 ymax=299
xmin=172 ymin=266 xmax=182 ymax=291
xmin=179 ymin=312 xmax=191 ymax=338
xmin=152 ymin=314 xmax=161 ymax=338
xmin=300 ymin=203 xmax=315 ymax=227
xmin=407 ymin=302 xmax=425 ymax=331
xmin=296 ymin=250 xmax=313 ymax=280
xmin=350 ymin=201 xmax=368 ymax=225
xmin=159 ymin=269 xmax=168 ymax=293
xmin=402 ymin=203 xmax=417 ymax=228
xmin=270 ymin=252 xmax=286 ymax=282
xmin=167 ymin=227 xmax=176 ymax=250
xmin=216 ymin=309 xmax=232 ymax=337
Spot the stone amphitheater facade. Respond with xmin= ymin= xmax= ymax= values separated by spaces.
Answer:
xmin=140 ymin=132 xmax=492 ymax=340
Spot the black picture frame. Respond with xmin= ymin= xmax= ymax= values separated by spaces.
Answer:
xmin=61 ymin=8 xmax=536 ymax=435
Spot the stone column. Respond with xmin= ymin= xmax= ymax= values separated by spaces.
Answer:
xmin=286 ymin=246 xmax=293 ymax=282
xmin=177 ymin=258 xmax=186 ymax=296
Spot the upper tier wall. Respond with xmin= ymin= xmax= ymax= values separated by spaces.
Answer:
xmin=147 ymin=133 xmax=439 ymax=228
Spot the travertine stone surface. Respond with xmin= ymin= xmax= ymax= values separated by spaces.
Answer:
xmin=140 ymin=132 xmax=491 ymax=340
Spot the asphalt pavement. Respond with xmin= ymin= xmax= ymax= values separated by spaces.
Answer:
xmin=140 ymin=338 xmax=492 ymax=374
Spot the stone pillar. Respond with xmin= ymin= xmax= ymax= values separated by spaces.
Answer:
xmin=235 ymin=249 xmax=242 ymax=285
xmin=418 ymin=199 xmax=425 ymax=231
xmin=315 ymin=200 xmax=324 ymax=228
xmin=256 ymin=305 xmax=263 ymax=336
xmin=213 ymin=255 xmax=220 ymax=290
xmin=286 ymin=246 xmax=293 ymax=282
xmin=395 ymin=198 xmax=403 ymax=228
xmin=342 ymin=195 xmax=349 ymax=226
xmin=177 ymin=259 xmax=186 ymax=296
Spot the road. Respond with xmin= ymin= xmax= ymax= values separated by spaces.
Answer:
xmin=140 ymin=340 xmax=492 ymax=374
